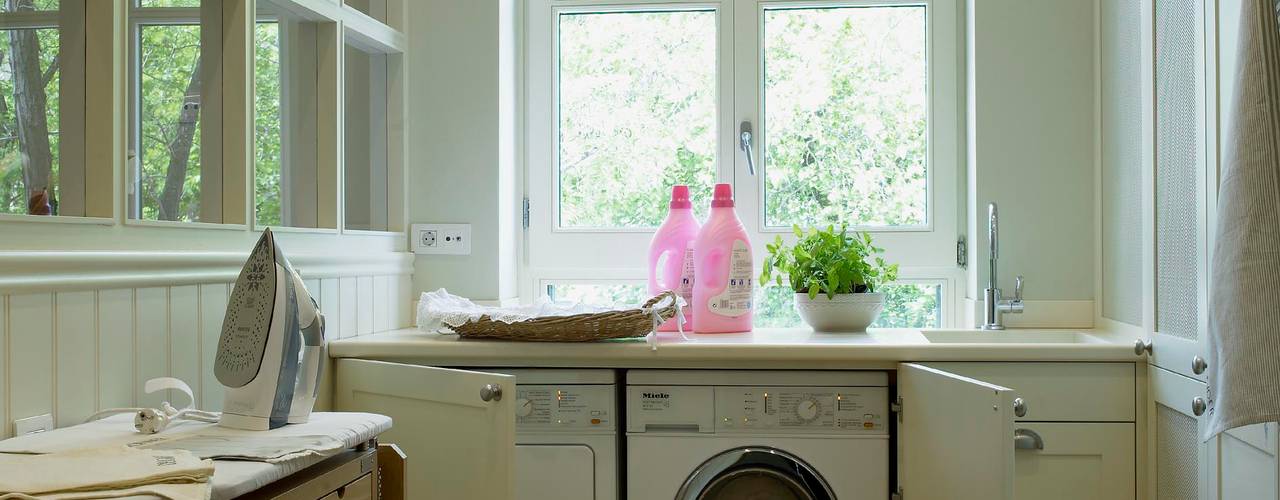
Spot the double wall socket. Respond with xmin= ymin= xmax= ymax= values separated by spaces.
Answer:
xmin=412 ymin=223 xmax=471 ymax=255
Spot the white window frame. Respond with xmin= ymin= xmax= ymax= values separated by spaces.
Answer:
xmin=523 ymin=0 xmax=963 ymax=325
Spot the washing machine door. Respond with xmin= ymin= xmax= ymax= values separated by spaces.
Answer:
xmin=676 ymin=447 xmax=834 ymax=500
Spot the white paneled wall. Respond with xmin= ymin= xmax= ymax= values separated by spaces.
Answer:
xmin=0 ymin=274 xmax=411 ymax=439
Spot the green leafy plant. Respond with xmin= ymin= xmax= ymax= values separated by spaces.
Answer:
xmin=760 ymin=225 xmax=899 ymax=299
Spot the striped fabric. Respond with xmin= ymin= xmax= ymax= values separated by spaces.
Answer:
xmin=1205 ymin=0 xmax=1280 ymax=440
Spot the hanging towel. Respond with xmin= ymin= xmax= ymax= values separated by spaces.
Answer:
xmin=1204 ymin=0 xmax=1280 ymax=440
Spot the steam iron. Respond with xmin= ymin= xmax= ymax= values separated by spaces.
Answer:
xmin=215 ymin=229 xmax=326 ymax=430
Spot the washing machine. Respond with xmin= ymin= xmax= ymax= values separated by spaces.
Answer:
xmin=498 ymin=369 xmax=619 ymax=500
xmin=626 ymin=370 xmax=889 ymax=500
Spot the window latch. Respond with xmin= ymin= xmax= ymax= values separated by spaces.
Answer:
xmin=739 ymin=121 xmax=756 ymax=176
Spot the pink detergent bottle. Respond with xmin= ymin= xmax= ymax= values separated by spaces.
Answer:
xmin=692 ymin=184 xmax=753 ymax=333
xmin=648 ymin=185 xmax=700 ymax=331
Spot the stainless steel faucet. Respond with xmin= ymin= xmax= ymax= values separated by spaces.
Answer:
xmin=982 ymin=202 xmax=1024 ymax=330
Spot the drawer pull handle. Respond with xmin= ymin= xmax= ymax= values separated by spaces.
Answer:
xmin=1192 ymin=397 xmax=1207 ymax=417
xmin=1014 ymin=428 xmax=1044 ymax=450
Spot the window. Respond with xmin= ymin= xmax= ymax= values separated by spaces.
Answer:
xmin=527 ymin=0 xmax=962 ymax=326
xmin=128 ymin=1 xmax=207 ymax=222
xmin=0 ymin=1 xmax=84 ymax=217
xmin=254 ymin=3 xmax=324 ymax=229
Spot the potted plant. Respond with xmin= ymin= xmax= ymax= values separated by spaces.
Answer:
xmin=760 ymin=225 xmax=899 ymax=332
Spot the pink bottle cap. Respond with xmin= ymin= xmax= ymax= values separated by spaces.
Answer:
xmin=670 ymin=185 xmax=692 ymax=209
xmin=711 ymin=183 xmax=734 ymax=208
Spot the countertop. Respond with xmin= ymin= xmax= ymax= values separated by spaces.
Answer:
xmin=328 ymin=327 xmax=1148 ymax=369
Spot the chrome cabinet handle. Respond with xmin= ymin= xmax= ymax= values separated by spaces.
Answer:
xmin=1192 ymin=397 xmax=1207 ymax=416
xmin=740 ymin=121 xmax=756 ymax=176
xmin=480 ymin=383 xmax=503 ymax=402
xmin=1013 ymin=397 xmax=1028 ymax=418
xmin=1192 ymin=355 xmax=1208 ymax=375
xmin=1014 ymin=428 xmax=1044 ymax=450
xmin=1134 ymin=339 xmax=1153 ymax=356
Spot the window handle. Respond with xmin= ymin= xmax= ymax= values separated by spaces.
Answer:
xmin=740 ymin=121 xmax=756 ymax=176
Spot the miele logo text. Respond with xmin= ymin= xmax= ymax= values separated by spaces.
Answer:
xmin=641 ymin=392 xmax=670 ymax=399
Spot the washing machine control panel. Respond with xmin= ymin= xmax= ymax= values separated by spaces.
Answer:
xmin=713 ymin=386 xmax=888 ymax=434
xmin=515 ymin=384 xmax=616 ymax=431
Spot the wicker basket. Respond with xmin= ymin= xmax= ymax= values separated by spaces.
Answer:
xmin=450 ymin=291 xmax=681 ymax=342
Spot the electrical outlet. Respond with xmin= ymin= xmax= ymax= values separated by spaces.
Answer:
xmin=412 ymin=223 xmax=471 ymax=255
xmin=14 ymin=413 xmax=53 ymax=435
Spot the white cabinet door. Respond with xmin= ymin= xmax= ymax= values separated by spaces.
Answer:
xmin=1151 ymin=364 xmax=1217 ymax=500
xmin=334 ymin=359 xmax=516 ymax=500
xmin=898 ymin=363 xmax=1016 ymax=500
xmin=1220 ymin=423 xmax=1278 ymax=500
xmin=1012 ymin=423 xmax=1135 ymax=500
xmin=1150 ymin=0 xmax=1213 ymax=382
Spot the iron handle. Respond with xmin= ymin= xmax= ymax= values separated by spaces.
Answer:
xmin=1192 ymin=355 xmax=1208 ymax=375
xmin=1013 ymin=397 xmax=1028 ymax=418
xmin=1014 ymin=428 xmax=1044 ymax=450
xmin=1134 ymin=339 xmax=1153 ymax=356
xmin=740 ymin=122 xmax=756 ymax=176
xmin=480 ymin=383 xmax=503 ymax=402
xmin=1192 ymin=397 xmax=1207 ymax=417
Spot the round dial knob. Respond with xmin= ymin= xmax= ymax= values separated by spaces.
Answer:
xmin=515 ymin=398 xmax=534 ymax=418
xmin=795 ymin=398 xmax=821 ymax=422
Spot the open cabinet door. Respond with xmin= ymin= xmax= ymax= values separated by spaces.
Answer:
xmin=334 ymin=359 xmax=516 ymax=500
xmin=898 ymin=363 xmax=1016 ymax=500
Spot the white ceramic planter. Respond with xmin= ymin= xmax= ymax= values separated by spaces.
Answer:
xmin=794 ymin=292 xmax=885 ymax=332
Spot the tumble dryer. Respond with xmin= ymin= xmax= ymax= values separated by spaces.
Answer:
xmin=498 ymin=369 xmax=619 ymax=500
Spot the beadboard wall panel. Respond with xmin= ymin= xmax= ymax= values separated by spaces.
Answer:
xmin=0 ymin=274 xmax=410 ymax=438
xmin=55 ymin=291 xmax=96 ymax=427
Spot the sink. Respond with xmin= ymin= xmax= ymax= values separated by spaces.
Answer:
xmin=921 ymin=330 xmax=1108 ymax=344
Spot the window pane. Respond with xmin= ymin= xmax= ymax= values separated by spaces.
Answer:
xmin=255 ymin=8 xmax=321 ymax=229
xmin=3 ymin=0 xmax=57 ymax=11
xmin=755 ymin=283 xmax=942 ymax=329
xmin=557 ymin=11 xmax=717 ymax=228
xmin=137 ymin=24 xmax=202 ymax=221
xmin=255 ymin=22 xmax=281 ymax=226
xmin=0 ymin=27 xmax=61 ymax=216
xmin=343 ymin=44 xmax=389 ymax=231
xmin=763 ymin=6 xmax=927 ymax=228
xmin=546 ymin=283 xmax=649 ymax=306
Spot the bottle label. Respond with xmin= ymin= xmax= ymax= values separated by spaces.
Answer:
xmin=709 ymin=240 xmax=752 ymax=317
xmin=678 ymin=246 xmax=695 ymax=303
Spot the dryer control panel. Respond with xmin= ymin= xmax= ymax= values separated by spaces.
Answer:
xmin=713 ymin=386 xmax=888 ymax=434
xmin=515 ymin=384 xmax=616 ymax=431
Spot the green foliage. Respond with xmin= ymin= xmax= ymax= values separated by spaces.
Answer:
xmin=138 ymin=24 xmax=202 ymax=221
xmin=254 ymin=22 xmax=282 ymax=226
xmin=760 ymin=225 xmax=899 ymax=299
xmin=763 ymin=7 xmax=927 ymax=228
xmin=0 ymin=27 xmax=60 ymax=215
xmin=557 ymin=11 xmax=717 ymax=227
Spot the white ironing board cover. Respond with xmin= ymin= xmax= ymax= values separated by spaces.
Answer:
xmin=0 ymin=412 xmax=391 ymax=500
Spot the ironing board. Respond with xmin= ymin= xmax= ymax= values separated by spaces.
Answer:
xmin=0 ymin=412 xmax=392 ymax=499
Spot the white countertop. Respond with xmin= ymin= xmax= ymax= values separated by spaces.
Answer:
xmin=328 ymin=327 xmax=1147 ymax=369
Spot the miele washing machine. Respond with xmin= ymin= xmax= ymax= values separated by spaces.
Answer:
xmin=626 ymin=370 xmax=889 ymax=500
xmin=497 ymin=369 xmax=619 ymax=500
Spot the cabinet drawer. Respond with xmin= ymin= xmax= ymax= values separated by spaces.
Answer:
xmin=927 ymin=362 xmax=1135 ymax=422
xmin=320 ymin=473 xmax=374 ymax=500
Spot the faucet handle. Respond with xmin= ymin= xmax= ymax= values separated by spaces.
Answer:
xmin=1014 ymin=275 xmax=1024 ymax=302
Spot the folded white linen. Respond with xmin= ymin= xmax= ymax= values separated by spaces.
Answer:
xmin=0 ymin=447 xmax=212 ymax=499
